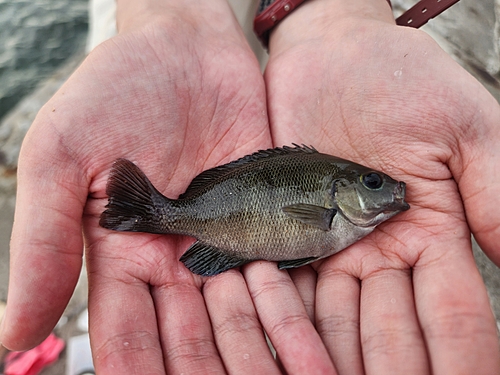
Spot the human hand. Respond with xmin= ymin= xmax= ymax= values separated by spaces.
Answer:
xmin=260 ymin=0 xmax=500 ymax=373
xmin=0 ymin=1 xmax=289 ymax=373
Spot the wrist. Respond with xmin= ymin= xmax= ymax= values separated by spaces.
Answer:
xmin=268 ymin=0 xmax=394 ymax=53
xmin=115 ymin=0 xmax=240 ymax=36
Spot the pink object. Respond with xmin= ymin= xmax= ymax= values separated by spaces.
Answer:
xmin=4 ymin=333 xmax=65 ymax=375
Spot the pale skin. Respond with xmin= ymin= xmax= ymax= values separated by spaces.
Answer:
xmin=1 ymin=0 xmax=500 ymax=374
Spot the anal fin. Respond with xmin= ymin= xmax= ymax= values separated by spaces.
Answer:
xmin=180 ymin=241 xmax=251 ymax=276
xmin=278 ymin=257 xmax=319 ymax=270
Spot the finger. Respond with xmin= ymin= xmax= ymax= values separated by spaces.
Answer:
xmin=149 ymin=246 xmax=227 ymax=375
xmin=86 ymin=207 xmax=224 ymax=375
xmin=244 ymin=262 xmax=337 ymax=375
xmin=455 ymin=98 xmax=500 ymax=265
xmin=204 ymin=270 xmax=281 ymax=375
xmin=87 ymin=262 xmax=165 ymax=375
xmin=288 ymin=266 xmax=317 ymax=323
xmin=153 ymin=284 xmax=226 ymax=374
xmin=315 ymin=266 xmax=364 ymax=375
xmin=1 ymin=128 xmax=87 ymax=350
xmin=360 ymin=268 xmax=429 ymax=374
xmin=414 ymin=237 xmax=500 ymax=374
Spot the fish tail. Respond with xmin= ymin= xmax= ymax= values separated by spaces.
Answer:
xmin=99 ymin=159 xmax=172 ymax=233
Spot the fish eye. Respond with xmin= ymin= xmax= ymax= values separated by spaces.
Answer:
xmin=361 ymin=172 xmax=384 ymax=190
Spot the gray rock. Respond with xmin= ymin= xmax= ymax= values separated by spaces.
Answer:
xmin=0 ymin=0 xmax=88 ymax=121
xmin=0 ymin=52 xmax=85 ymax=302
xmin=393 ymin=0 xmax=500 ymax=100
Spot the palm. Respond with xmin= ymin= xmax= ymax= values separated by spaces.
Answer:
xmin=81 ymin=27 xmax=274 ymax=374
xmin=5 ymin=17 xmax=282 ymax=374
xmin=265 ymin=22 xmax=500 ymax=374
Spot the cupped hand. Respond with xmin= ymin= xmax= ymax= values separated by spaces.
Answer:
xmin=261 ymin=0 xmax=500 ymax=373
xmin=0 ymin=1 xmax=289 ymax=373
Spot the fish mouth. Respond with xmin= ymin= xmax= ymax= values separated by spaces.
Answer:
xmin=340 ymin=180 xmax=411 ymax=228
xmin=391 ymin=181 xmax=410 ymax=211
xmin=360 ymin=182 xmax=409 ymax=227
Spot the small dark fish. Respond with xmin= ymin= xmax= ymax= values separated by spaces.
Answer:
xmin=100 ymin=145 xmax=409 ymax=276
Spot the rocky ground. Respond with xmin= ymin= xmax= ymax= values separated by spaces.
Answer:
xmin=1 ymin=0 xmax=500 ymax=373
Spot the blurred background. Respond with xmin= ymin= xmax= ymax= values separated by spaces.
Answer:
xmin=0 ymin=0 xmax=88 ymax=298
xmin=0 ymin=0 xmax=88 ymax=121
xmin=0 ymin=0 xmax=499 ymax=374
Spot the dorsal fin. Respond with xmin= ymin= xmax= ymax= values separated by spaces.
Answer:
xmin=179 ymin=144 xmax=318 ymax=199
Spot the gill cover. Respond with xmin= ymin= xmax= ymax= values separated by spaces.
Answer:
xmin=334 ymin=171 xmax=409 ymax=227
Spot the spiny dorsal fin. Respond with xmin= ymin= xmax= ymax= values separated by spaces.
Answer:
xmin=179 ymin=144 xmax=317 ymax=199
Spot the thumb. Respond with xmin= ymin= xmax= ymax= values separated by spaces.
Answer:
xmin=456 ymin=91 xmax=500 ymax=266
xmin=0 ymin=119 xmax=87 ymax=350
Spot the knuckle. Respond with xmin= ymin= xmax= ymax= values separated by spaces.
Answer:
xmin=249 ymin=277 xmax=293 ymax=300
xmin=421 ymin=309 xmax=494 ymax=341
xmin=361 ymin=326 xmax=422 ymax=357
xmin=316 ymin=313 xmax=360 ymax=340
xmin=93 ymin=330 xmax=161 ymax=364
xmin=213 ymin=312 xmax=262 ymax=339
xmin=268 ymin=313 xmax=312 ymax=342
xmin=166 ymin=337 xmax=220 ymax=367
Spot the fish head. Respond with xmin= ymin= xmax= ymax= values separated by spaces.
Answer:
xmin=333 ymin=170 xmax=410 ymax=228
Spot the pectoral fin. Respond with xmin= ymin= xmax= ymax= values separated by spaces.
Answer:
xmin=278 ymin=257 xmax=319 ymax=269
xmin=282 ymin=204 xmax=336 ymax=231
xmin=180 ymin=241 xmax=251 ymax=276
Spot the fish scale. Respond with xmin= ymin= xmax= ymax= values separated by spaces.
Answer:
xmin=100 ymin=145 xmax=409 ymax=276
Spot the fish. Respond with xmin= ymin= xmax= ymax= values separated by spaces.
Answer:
xmin=99 ymin=145 xmax=409 ymax=276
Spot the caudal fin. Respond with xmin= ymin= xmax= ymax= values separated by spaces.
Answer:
xmin=99 ymin=159 xmax=169 ymax=233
